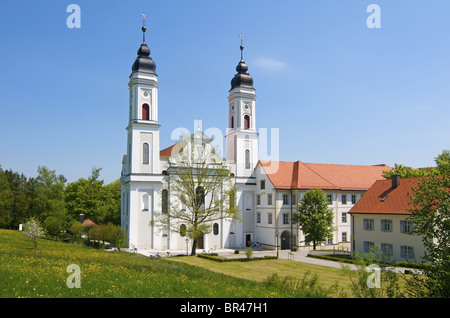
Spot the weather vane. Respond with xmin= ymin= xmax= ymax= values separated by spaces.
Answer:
xmin=141 ymin=13 xmax=147 ymax=42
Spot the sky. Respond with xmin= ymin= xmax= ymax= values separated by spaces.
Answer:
xmin=1 ymin=0 xmax=449 ymax=184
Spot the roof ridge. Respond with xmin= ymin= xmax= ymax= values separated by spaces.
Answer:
xmin=300 ymin=162 xmax=337 ymax=189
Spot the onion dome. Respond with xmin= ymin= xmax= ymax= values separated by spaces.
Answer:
xmin=131 ymin=25 xmax=156 ymax=74
xmin=230 ymin=44 xmax=253 ymax=90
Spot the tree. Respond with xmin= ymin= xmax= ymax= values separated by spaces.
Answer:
xmin=28 ymin=166 xmax=67 ymax=227
xmin=151 ymin=134 xmax=239 ymax=255
xmin=23 ymin=216 xmax=46 ymax=255
xmin=65 ymin=168 xmax=121 ymax=225
xmin=406 ymin=150 xmax=450 ymax=297
xmin=292 ymin=188 xmax=334 ymax=250
xmin=382 ymin=163 xmax=437 ymax=179
xmin=43 ymin=216 xmax=62 ymax=240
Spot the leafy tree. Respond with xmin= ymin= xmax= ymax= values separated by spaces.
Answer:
xmin=23 ymin=216 xmax=46 ymax=255
xmin=104 ymin=222 xmax=127 ymax=251
xmin=382 ymin=163 xmax=437 ymax=179
xmin=28 ymin=166 xmax=67 ymax=227
xmin=65 ymin=168 xmax=120 ymax=225
xmin=43 ymin=216 xmax=62 ymax=240
xmin=69 ymin=220 xmax=84 ymax=242
xmin=151 ymin=134 xmax=239 ymax=255
xmin=406 ymin=150 xmax=450 ymax=297
xmin=292 ymin=188 xmax=334 ymax=250
xmin=0 ymin=168 xmax=14 ymax=228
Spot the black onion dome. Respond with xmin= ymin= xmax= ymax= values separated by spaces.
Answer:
xmin=132 ymin=42 xmax=156 ymax=73
xmin=230 ymin=60 xmax=253 ymax=90
xmin=230 ymin=45 xmax=253 ymax=90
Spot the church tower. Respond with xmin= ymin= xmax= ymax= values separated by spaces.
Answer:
xmin=226 ymin=38 xmax=258 ymax=178
xmin=121 ymin=19 xmax=162 ymax=250
xmin=124 ymin=23 xmax=160 ymax=176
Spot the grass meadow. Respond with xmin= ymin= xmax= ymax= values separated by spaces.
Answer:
xmin=0 ymin=229 xmax=317 ymax=298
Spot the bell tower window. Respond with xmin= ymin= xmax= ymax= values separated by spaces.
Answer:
xmin=142 ymin=103 xmax=150 ymax=120
xmin=142 ymin=143 xmax=150 ymax=165
xmin=244 ymin=115 xmax=250 ymax=130
xmin=231 ymin=116 xmax=234 ymax=129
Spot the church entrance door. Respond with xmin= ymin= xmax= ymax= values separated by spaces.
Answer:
xmin=196 ymin=235 xmax=204 ymax=249
xmin=281 ymin=231 xmax=290 ymax=250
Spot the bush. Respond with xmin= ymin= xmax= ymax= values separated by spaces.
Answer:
xmin=197 ymin=253 xmax=277 ymax=262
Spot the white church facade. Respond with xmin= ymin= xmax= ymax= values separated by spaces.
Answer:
xmin=120 ymin=26 xmax=390 ymax=252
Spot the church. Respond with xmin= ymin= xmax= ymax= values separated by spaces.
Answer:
xmin=120 ymin=25 xmax=390 ymax=253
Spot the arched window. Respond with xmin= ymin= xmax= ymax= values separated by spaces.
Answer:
xmin=180 ymin=224 xmax=186 ymax=237
xmin=162 ymin=189 xmax=168 ymax=214
xmin=142 ymin=103 xmax=150 ymax=120
xmin=142 ymin=193 xmax=149 ymax=212
xmin=231 ymin=116 xmax=234 ymax=129
xmin=245 ymin=149 xmax=250 ymax=169
xmin=213 ymin=223 xmax=219 ymax=235
xmin=244 ymin=115 xmax=250 ymax=130
xmin=196 ymin=186 xmax=205 ymax=207
xmin=143 ymin=143 xmax=149 ymax=165
xmin=229 ymin=189 xmax=235 ymax=211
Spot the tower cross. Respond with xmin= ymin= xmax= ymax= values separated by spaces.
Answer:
xmin=239 ymin=33 xmax=245 ymax=60
xmin=141 ymin=13 xmax=147 ymax=42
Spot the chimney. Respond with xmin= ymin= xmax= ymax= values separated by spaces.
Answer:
xmin=392 ymin=174 xmax=400 ymax=189
xmin=79 ymin=214 xmax=84 ymax=224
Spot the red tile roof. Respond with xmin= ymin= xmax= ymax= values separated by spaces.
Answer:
xmin=259 ymin=160 xmax=390 ymax=191
xmin=348 ymin=177 xmax=423 ymax=215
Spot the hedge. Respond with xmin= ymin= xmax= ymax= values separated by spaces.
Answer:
xmin=197 ymin=253 xmax=278 ymax=262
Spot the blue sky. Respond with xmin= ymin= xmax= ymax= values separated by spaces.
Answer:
xmin=1 ymin=1 xmax=449 ymax=184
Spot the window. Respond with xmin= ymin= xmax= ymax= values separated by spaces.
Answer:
xmin=231 ymin=116 xmax=234 ymax=129
xmin=245 ymin=149 xmax=250 ymax=169
xmin=401 ymin=246 xmax=414 ymax=259
xmin=244 ymin=115 xmax=250 ymax=129
xmin=245 ymin=194 xmax=252 ymax=211
xmin=341 ymin=194 xmax=347 ymax=204
xmin=327 ymin=194 xmax=333 ymax=205
xmin=143 ymin=143 xmax=150 ymax=165
xmin=196 ymin=186 xmax=205 ymax=207
xmin=180 ymin=224 xmax=186 ymax=237
xmin=342 ymin=232 xmax=347 ymax=242
xmin=268 ymin=193 xmax=273 ymax=205
xmin=381 ymin=219 xmax=393 ymax=232
xmin=364 ymin=241 xmax=375 ymax=253
xmin=381 ymin=243 xmax=393 ymax=256
xmin=256 ymin=212 xmax=261 ymax=223
xmin=142 ymin=193 xmax=149 ymax=212
xmin=351 ymin=194 xmax=357 ymax=204
xmin=260 ymin=180 xmax=265 ymax=189
xmin=229 ymin=189 xmax=235 ymax=210
xmin=342 ymin=213 xmax=347 ymax=223
xmin=327 ymin=237 xmax=333 ymax=245
xmin=213 ymin=223 xmax=219 ymax=235
xmin=292 ymin=194 xmax=296 ymax=205
xmin=363 ymin=218 xmax=374 ymax=231
xmin=142 ymin=103 xmax=150 ymax=120
xmin=256 ymin=194 xmax=261 ymax=206
xmin=283 ymin=194 xmax=289 ymax=205
xmin=162 ymin=189 xmax=168 ymax=214
xmin=283 ymin=213 xmax=289 ymax=224
xmin=400 ymin=220 xmax=413 ymax=233
xmin=268 ymin=213 xmax=273 ymax=224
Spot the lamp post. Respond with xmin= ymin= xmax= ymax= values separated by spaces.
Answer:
xmin=185 ymin=238 xmax=189 ymax=256
xmin=275 ymin=230 xmax=279 ymax=258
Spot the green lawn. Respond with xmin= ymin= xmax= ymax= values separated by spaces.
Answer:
xmin=169 ymin=254 xmax=353 ymax=296
xmin=0 ymin=229 xmax=315 ymax=298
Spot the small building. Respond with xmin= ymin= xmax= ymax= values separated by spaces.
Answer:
xmin=349 ymin=175 xmax=426 ymax=263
